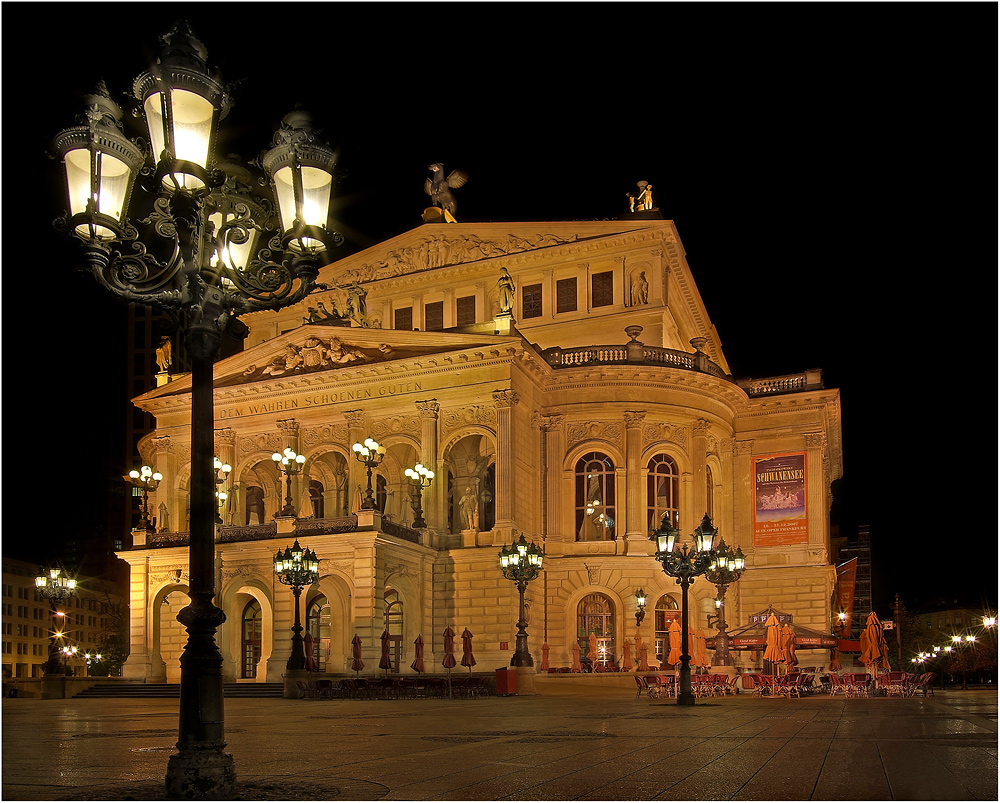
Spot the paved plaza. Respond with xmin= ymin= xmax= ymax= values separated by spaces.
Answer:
xmin=2 ymin=683 xmax=997 ymax=801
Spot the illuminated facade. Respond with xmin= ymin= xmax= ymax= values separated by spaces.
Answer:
xmin=118 ymin=216 xmax=843 ymax=682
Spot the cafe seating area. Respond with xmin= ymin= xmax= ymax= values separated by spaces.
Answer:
xmin=295 ymin=674 xmax=492 ymax=700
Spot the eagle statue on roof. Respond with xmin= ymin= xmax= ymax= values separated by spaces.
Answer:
xmin=424 ymin=163 xmax=468 ymax=218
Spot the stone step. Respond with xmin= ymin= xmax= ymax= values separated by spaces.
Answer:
xmin=72 ymin=682 xmax=284 ymax=699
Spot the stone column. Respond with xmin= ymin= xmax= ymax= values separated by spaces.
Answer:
xmin=343 ymin=410 xmax=367 ymax=514
xmin=492 ymin=389 xmax=519 ymax=544
xmin=732 ymin=440 xmax=754 ymax=554
xmin=415 ymin=399 xmax=440 ymax=532
xmin=805 ymin=433 xmax=827 ymax=548
xmin=121 ymin=557 xmax=152 ymax=679
xmin=214 ymin=428 xmax=236 ymax=526
xmin=543 ymin=415 xmax=566 ymax=543
xmin=151 ymin=435 xmax=177 ymax=534
xmin=624 ymin=411 xmax=647 ymax=554
xmin=691 ymin=419 xmax=709 ymax=529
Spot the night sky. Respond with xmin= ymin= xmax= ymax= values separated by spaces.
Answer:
xmin=8 ymin=2 xmax=996 ymax=612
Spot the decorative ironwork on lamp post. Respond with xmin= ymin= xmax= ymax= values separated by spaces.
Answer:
xmin=272 ymin=447 xmax=305 ymax=517
xmin=652 ymin=512 xmax=720 ymax=706
xmin=128 ymin=465 xmax=162 ymax=529
xmin=352 ymin=438 xmax=385 ymax=510
xmin=634 ymin=587 xmax=647 ymax=627
xmin=35 ymin=568 xmax=77 ymax=675
xmin=50 ymin=21 xmax=342 ymax=798
xmin=704 ymin=539 xmax=745 ymax=666
xmin=274 ymin=540 xmax=319 ymax=670
xmin=498 ymin=533 xmax=544 ymax=667
xmin=404 ymin=462 xmax=434 ymax=528
xmin=213 ymin=457 xmax=231 ymax=523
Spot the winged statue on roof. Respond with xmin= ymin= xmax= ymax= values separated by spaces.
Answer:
xmin=424 ymin=163 xmax=468 ymax=217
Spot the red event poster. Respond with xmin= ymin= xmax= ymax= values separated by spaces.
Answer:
xmin=753 ymin=452 xmax=807 ymax=546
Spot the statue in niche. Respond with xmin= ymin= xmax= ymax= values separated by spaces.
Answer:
xmin=245 ymin=485 xmax=265 ymax=525
xmin=497 ymin=267 xmax=516 ymax=314
xmin=630 ymin=271 xmax=648 ymax=306
xmin=460 ymin=487 xmax=479 ymax=531
xmin=424 ymin=163 xmax=468 ymax=217
xmin=155 ymin=336 xmax=172 ymax=373
xmin=158 ymin=502 xmax=170 ymax=532
xmin=626 ymin=180 xmax=654 ymax=212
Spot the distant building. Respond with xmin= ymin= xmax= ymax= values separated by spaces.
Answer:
xmin=117 ymin=215 xmax=844 ymax=683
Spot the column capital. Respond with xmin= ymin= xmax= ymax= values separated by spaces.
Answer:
xmin=343 ymin=409 xmax=366 ymax=429
xmin=276 ymin=419 xmax=299 ymax=437
xmin=624 ymin=411 xmax=646 ymax=429
xmin=492 ymin=389 xmax=519 ymax=409
xmin=415 ymin=399 xmax=440 ymax=419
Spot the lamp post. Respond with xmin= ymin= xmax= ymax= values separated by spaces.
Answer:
xmin=497 ymin=533 xmax=544 ymax=667
xmin=634 ymin=588 xmax=647 ymax=627
xmin=404 ymin=462 xmax=435 ymax=528
xmin=213 ymin=457 xmax=231 ymax=524
xmin=703 ymin=539 xmax=745 ymax=666
xmin=273 ymin=540 xmax=319 ymax=670
xmin=271 ymin=447 xmax=305 ymax=517
xmin=128 ymin=465 xmax=163 ymax=529
xmin=35 ymin=568 xmax=77 ymax=675
xmin=51 ymin=22 xmax=341 ymax=798
xmin=652 ymin=512 xmax=719 ymax=706
xmin=352 ymin=438 xmax=386 ymax=510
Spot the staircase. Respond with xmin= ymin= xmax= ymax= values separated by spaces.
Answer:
xmin=73 ymin=682 xmax=284 ymax=699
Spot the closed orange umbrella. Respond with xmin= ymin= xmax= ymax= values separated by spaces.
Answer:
xmin=694 ymin=629 xmax=709 ymax=669
xmin=378 ymin=628 xmax=391 ymax=676
xmin=351 ymin=634 xmax=364 ymax=676
xmin=636 ymin=634 xmax=650 ymax=671
xmin=572 ymin=640 xmax=582 ymax=671
xmin=410 ymin=634 xmax=425 ymax=673
xmin=541 ymin=642 xmax=550 ymax=672
xmin=762 ymin=613 xmax=782 ymax=669
xmin=442 ymin=626 xmax=456 ymax=699
xmin=860 ymin=612 xmax=889 ymax=677
xmin=621 ymin=638 xmax=632 ymax=672
xmin=587 ymin=632 xmax=598 ymax=664
xmin=781 ymin=624 xmax=797 ymax=668
xmin=667 ymin=619 xmax=682 ymax=666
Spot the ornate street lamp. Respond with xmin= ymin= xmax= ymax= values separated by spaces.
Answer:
xmin=271 ymin=447 xmax=305 ymax=517
xmin=128 ymin=465 xmax=162 ymax=529
xmin=50 ymin=22 xmax=342 ymax=798
xmin=498 ymin=533 xmax=544 ymax=667
xmin=274 ymin=540 xmax=319 ymax=670
xmin=703 ymin=539 xmax=745 ymax=666
xmin=213 ymin=457 xmax=232 ymax=523
xmin=352 ymin=438 xmax=386 ymax=510
xmin=652 ymin=513 xmax=719 ymax=706
xmin=634 ymin=588 xmax=647 ymax=627
xmin=35 ymin=568 xmax=77 ymax=675
xmin=404 ymin=462 xmax=435 ymax=528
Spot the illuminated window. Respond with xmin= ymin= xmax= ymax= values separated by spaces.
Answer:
xmin=575 ymin=452 xmax=616 ymax=541
xmin=577 ymin=593 xmax=616 ymax=668
xmin=647 ymin=454 xmax=680 ymax=532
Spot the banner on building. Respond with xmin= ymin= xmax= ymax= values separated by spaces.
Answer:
xmin=752 ymin=452 xmax=807 ymax=546
xmin=835 ymin=557 xmax=858 ymax=635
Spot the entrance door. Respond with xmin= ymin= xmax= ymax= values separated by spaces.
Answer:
xmin=384 ymin=589 xmax=403 ymax=672
xmin=241 ymin=600 xmax=262 ymax=679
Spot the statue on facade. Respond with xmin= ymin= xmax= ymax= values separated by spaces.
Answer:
xmin=155 ymin=336 xmax=172 ymax=373
xmin=158 ymin=502 xmax=170 ymax=532
xmin=424 ymin=163 xmax=468 ymax=218
xmin=497 ymin=267 xmax=516 ymax=314
xmin=629 ymin=270 xmax=648 ymax=306
xmin=460 ymin=487 xmax=479 ymax=531
xmin=626 ymin=180 xmax=654 ymax=212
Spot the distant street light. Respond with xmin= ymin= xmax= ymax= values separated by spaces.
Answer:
xmin=498 ymin=533 xmax=544 ymax=667
xmin=271 ymin=447 xmax=305 ymax=517
xmin=352 ymin=438 xmax=385 ymax=510
xmin=128 ymin=466 xmax=162 ymax=529
xmin=404 ymin=462 xmax=434 ymax=528
xmin=35 ymin=568 xmax=77 ymax=675
xmin=274 ymin=540 xmax=319 ymax=670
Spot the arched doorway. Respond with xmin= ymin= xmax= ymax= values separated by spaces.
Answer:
xmin=241 ymin=599 xmax=262 ymax=679
xmin=384 ymin=588 xmax=403 ymax=672
xmin=306 ymin=595 xmax=331 ymax=672
xmin=654 ymin=594 xmax=680 ymax=666
xmin=576 ymin=593 xmax=616 ymax=669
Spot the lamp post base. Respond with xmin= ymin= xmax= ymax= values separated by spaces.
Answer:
xmin=166 ymin=749 xmax=236 ymax=800
xmin=514 ymin=665 xmax=539 ymax=695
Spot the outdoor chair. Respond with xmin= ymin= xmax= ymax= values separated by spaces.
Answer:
xmin=828 ymin=673 xmax=848 ymax=696
xmin=634 ymin=675 xmax=645 ymax=698
xmin=296 ymin=680 xmax=318 ymax=699
xmin=314 ymin=679 xmax=334 ymax=700
xmin=914 ymin=672 xmax=935 ymax=697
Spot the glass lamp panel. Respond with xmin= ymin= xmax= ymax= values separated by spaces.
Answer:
xmin=298 ymin=166 xmax=332 ymax=228
xmin=144 ymin=94 xmax=168 ymax=167
xmin=169 ymin=89 xmax=214 ymax=167
xmin=272 ymin=165 xmax=297 ymax=235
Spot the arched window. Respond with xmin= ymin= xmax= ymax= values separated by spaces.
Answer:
xmin=653 ymin=594 xmax=679 ymax=666
xmin=241 ymin=599 xmax=262 ymax=679
xmin=306 ymin=595 xmax=331 ymax=672
xmin=575 ymin=452 xmax=616 ymax=541
xmin=577 ymin=593 xmax=616 ymax=668
xmin=309 ymin=479 xmax=325 ymax=519
xmin=384 ymin=588 xmax=403 ymax=673
xmin=646 ymin=454 xmax=679 ymax=532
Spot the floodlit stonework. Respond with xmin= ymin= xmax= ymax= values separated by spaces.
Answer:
xmin=118 ymin=216 xmax=842 ymax=682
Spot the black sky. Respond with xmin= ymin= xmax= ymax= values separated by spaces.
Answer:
xmin=7 ymin=2 xmax=997 ymax=612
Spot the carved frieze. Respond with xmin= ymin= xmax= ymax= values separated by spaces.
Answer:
xmin=220 ymin=563 xmax=267 ymax=584
xmin=301 ymin=423 xmax=350 ymax=449
xmin=237 ymin=432 xmax=283 ymax=460
xmin=336 ymin=233 xmax=581 ymax=284
xmin=441 ymin=405 xmax=497 ymax=436
xmin=641 ymin=421 xmax=688 ymax=448
xmin=567 ymin=420 xmax=623 ymax=450
xmin=370 ymin=415 xmax=421 ymax=439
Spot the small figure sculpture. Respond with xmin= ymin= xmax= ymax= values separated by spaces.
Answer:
xmin=345 ymin=281 xmax=369 ymax=325
xmin=460 ymin=487 xmax=479 ymax=531
xmin=316 ymin=300 xmax=340 ymax=319
xmin=424 ymin=163 xmax=468 ymax=217
xmin=155 ymin=336 xmax=172 ymax=373
xmin=630 ymin=271 xmax=648 ymax=306
xmin=626 ymin=180 xmax=654 ymax=212
xmin=497 ymin=267 xmax=516 ymax=314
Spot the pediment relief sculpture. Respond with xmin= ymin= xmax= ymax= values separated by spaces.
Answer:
xmin=335 ymin=232 xmax=580 ymax=284
xmin=233 ymin=337 xmax=399 ymax=383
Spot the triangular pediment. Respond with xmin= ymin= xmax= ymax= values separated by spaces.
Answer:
xmin=135 ymin=324 xmax=525 ymax=403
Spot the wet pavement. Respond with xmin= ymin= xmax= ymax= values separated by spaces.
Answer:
xmin=2 ymin=683 xmax=997 ymax=800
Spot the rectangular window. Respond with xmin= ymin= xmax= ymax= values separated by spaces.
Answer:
xmin=592 ymin=271 xmax=613 ymax=307
xmin=425 ymin=301 xmax=444 ymax=331
xmin=556 ymin=278 xmax=577 ymax=313
xmin=522 ymin=283 xmax=542 ymax=319
xmin=393 ymin=307 xmax=413 ymax=331
xmin=456 ymin=295 xmax=476 ymax=326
